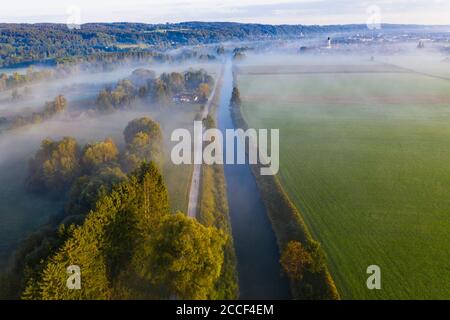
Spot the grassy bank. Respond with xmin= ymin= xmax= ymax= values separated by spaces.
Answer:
xmin=198 ymin=163 xmax=239 ymax=299
xmin=197 ymin=67 xmax=239 ymax=299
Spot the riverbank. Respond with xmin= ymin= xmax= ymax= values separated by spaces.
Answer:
xmin=197 ymin=63 xmax=239 ymax=299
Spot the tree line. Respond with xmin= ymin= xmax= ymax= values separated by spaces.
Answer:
xmin=1 ymin=115 xmax=229 ymax=299
xmin=0 ymin=22 xmax=323 ymax=67
xmin=8 ymin=95 xmax=68 ymax=130
xmin=21 ymin=162 xmax=227 ymax=299
xmin=26 ymin=117 xmax=163 ymax=197
xmin=95 ymin=68 xmax=214 ymax=112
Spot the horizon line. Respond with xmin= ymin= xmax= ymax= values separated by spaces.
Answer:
xmin=1 ymin=21 xmax=450 ymax=27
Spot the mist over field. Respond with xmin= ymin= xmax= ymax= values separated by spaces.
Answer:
xmin=233 ymin=43 xmax=450 ymax=299
xmin=0 ymin=17 xmax=449 ymax=300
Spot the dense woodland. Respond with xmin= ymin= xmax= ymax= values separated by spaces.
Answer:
xmin=2 ymin=22 xmax=443 ymax=68
xmin=0 ymin=114 xmax=233 ymax=299
xmin=0 ymin=22 xmax=312 ymax=67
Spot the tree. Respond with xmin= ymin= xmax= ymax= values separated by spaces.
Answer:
xmin=66 ymin=165 xmax=126 ymax=216
xmin=149 ymin=79 xmax=170 ymax=105
xmin=129 ymin=68 xmax=156 ymax=86
xmin=95 ymin=80 xmax=137 ymax=113
xmin=95 ymin=89 xmax=113 ymax=112
xmin=43 ymin=95 xmax=68 ymax=118
xmin=280 ymin=241 xmax=313 ymax=281
xmin=216 ymin=45 xmax=225 ymax=55
xmin=197 ymin=83 xmax=211 ymax=103
xmin=160 ymin=72 xmax=185 ymax=94
xmin=21 ymin=162 xmax=227 ymax=300
xmin=121 ymin=117 xmax=163 ymax=173
xmin=26 ymin=137 xmax=81 ymax=194
xmin=81 ymin=138 xmax=119 ymax=173
xmin=184 ymin=69 xmax=214 ymax=91
xmin=138 ymin=213 xmax=227 ymax=299
xmin=306 ymin=240 xmax=326 ymax=274
xmin=230 ymin=87 xmax=242 ymax=108
xmin=203 ymin=114 xmax=215 ymax=129
xmin=124 ymin=117 xmax=162 ymax=144
xmin=8 ymin=94 xmax=68 ymax=130
xmin=22 ymin=163 xmax=170 ymax=300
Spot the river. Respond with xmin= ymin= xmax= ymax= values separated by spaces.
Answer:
xmin=217 ymin=59 xmax=290 ymax=299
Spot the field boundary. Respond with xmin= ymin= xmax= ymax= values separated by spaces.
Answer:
xmin=236 ymin=63 xmax=411 ymax=75
xmin=230 ymin=76 xmax=340 ymax=300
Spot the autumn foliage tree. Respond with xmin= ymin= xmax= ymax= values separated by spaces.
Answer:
xmin=281 ymin=240 xmax=326 ymax=280
xmin=121 ymin=117 xmax=163 ymax=172
xmin=43 ymin=95 xmax=67 ymax=117
xmin=160 ymin=72 xmax=185 ymax=94
xmin=19 ymin=116 xmax=229 ymax=300
xmin=22 ymin=163 xmax=226 ymax=300
xmin=280 ymin=241 xmax=313 ymax=281
xmin=81 ymin=138 xmax=119 ymax=173
xmin=26 ymin=137 xmax=81 ymax=194
xmin=197 ymin=83 xmax=211 ymax=103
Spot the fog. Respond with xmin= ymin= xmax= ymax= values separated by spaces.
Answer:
xmin=0 ymin=58 xmax=221 ymax=269
xmin=0 ymin=61 xmax=219 ymax=116
xmin=0 ymin=36 xmax=448 ymax=269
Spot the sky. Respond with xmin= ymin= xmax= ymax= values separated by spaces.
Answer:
xmin=0 ymin=0 xmax=449 ymax=25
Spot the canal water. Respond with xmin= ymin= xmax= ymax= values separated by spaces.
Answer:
xmin=217 ymin=59 xmax=290 ymax=299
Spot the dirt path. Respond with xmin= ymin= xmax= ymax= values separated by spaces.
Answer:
xmin=186 ymin=64 xmax=223 ymax=218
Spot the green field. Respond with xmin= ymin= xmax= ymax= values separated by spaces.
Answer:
xmin=238 ymin=66 xmax=450 ymax=299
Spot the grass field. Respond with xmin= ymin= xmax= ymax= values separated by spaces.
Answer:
xmin=238 ymin=64 xmax=450 ymax=299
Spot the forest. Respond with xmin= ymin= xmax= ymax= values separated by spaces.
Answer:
xmin=1 ymin=114 xmax=230 ymax=299
xmin=1 ymin=22 xmax=441 ymax=68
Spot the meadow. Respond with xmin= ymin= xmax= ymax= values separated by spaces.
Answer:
xmin=237 ymin=60 xmax=450 ymax=299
